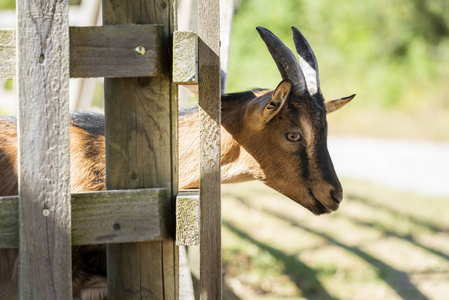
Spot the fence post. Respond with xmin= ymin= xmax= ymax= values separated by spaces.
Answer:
xmin=102 ymin=0 xmax=178 ymax=299
xmin=16 ymin=0 xmax=72 ymax=299
xmin=198 ymin=0 xmax=221 ymax=299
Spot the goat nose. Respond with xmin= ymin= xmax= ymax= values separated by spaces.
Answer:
xmin=331 ymin=189 xmax=343 ymax=204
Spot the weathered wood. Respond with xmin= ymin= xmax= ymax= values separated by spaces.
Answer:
xmin=0 ymin=196 xmax=18 ymax=248
xmin=176 ymin=0 xmax=234 ymax=94
xmin=176 ymin=191 xmax=200 ymax=246
xmin=0 ymin=29 xmax=15 ymax=80
xmin=72 ymin=188 xmax=168 ymax=244
xmin=198 ymin=0 xmax=222 ymax=299
xmin=16 ymin=0 xmax=72 ymax=299
xmin=103 ymin=0 xmax=177 ymax=299
xmin=0 ymin=188 xmax=168 ymax=248
xmin=173 ymin=31 xmax=198 ymax=84
xmin=104 ymin=75 xmax=174 ymax=299
xmin=70 ymin=25 xmax=165 ymax=78
xmin=0 ymin=26 xmax=165 ymax=79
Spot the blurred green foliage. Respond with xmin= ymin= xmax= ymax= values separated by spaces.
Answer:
xmin=228 ymin=0 xmax=449 ymax=110
xmin=0 ymin=0 xmax=13 ymax=9
xmin=0 ymin=0 xmax=81 ymax=9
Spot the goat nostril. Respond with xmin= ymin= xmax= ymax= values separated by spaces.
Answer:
xmin=331 ymin=189 xmax=343 ymax=204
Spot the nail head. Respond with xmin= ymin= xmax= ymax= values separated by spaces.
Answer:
xmin=135 ymin=46 xmax=146 ymax=56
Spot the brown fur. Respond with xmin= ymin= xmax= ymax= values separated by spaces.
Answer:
xmin=0 ymin=84 xmax=351 ymax=299
xmin=0 ymin=119 xmax=19 ymax=300
xmin=0 ymin=117 xmax=108 ymax=300
xmin=180 ymin=84 xmax=353 ymax=216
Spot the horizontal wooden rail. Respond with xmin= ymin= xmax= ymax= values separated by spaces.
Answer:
xmin=0 ymin=188 xmax=168 ymax=248
xmin=0 ymin=29 xmax=15 ymax=80
xmin=173 ymin=30 xmax=198 ymax=84
xmin=176 ymin=190 xmax=200 ymax=246
xmin=0 ymin=25 xmax=166 ymax=79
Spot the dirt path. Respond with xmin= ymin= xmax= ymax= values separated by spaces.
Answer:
xmin=328 ymin=137 xmax=449 ymax=197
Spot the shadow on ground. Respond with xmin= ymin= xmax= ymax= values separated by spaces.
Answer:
xmin=221 ymin=180 xmax=449 ymax=299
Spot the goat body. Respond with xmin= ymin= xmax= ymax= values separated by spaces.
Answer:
xmin=0 ymin=26 xmax=354 ymax=299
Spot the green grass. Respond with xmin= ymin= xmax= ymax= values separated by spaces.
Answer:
xmin=222 ymin=179 xmax=449 ymax=299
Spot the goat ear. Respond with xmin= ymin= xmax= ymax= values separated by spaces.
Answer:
xmin=325 ymin=94 xmax=355 ymax=114
xmin=248 ymin=80 xmax=291 ymax=129
xmin=261 ymin=79 xmax=291 ymax=122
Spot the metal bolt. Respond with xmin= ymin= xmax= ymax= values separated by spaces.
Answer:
xmin=135 ymin=46 xmax=146 ymax=56
xmin=42 ymin=209 xmax=50 ymax=217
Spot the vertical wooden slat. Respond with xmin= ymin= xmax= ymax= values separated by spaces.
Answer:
xmin=198 ymin=0 xmax=221 ymax=299
xmin=0 ymin=29 xmax=15 ymax=80
xmin=16 ymin=0 xmax=71 ymax=299
xmin=102 ymin=0 xmax=178 ymax=299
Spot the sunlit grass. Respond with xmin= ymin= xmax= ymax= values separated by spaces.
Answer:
xmin=222 ymin=179 xmax=449 ymax=299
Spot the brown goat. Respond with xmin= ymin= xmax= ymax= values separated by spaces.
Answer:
xmin=0 ymin=27 xmax=354 ymax=299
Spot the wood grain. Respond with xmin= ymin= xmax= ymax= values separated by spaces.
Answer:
xmin=72 ymin=188 xmax=168 ymax=244
xmin=0 ymin=25 xmax=165 ymax=79
xmin=176 ymin=191 xmax=200 ymax=246
xmin=0 ymin=188 xmax=168 ymax=248
xmin=0 ymin=196 xmax=18 ymax=248
xmin=173 ymin=30 xmax=198 ymax=84
xmin=103 ymin=0 xmax=177 ymax=299
xmin=70 ymin=25 xmax=165 ymax=78
xmin=0 ymin=29 xmax=15 ymax=80
xmin=198 ymin=0 xmax=222 ymax=299
xmin=16 ymin=0 xmax=72 ymax=299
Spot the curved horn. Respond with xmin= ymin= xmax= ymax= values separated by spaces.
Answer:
xmin=256 ymin=26 xmax=307 ymax=94
xmin=292 ymin=27 xmax=320 ymax=96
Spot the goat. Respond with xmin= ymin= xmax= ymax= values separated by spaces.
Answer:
xmin=0 ymin=27 xmax=354 ymax=299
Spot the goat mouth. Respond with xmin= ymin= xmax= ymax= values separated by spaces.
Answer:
xmin=308 ymin=190 xmax=332 ymax=215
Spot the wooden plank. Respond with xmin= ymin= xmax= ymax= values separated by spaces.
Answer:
xmin=173 ymin=31 xmax=198 ymax=84
xmin=176 ymin=0 xmax=235 ymax=94
xmin=0 ymin=29 xmax=15 ymax=80
xmin=0 ymin=25 xmax=165 ymax=79
xmin=103 ymin=0 xmax=177 ymax=299
xmin=0 ymin=196 xmax=18 ymax=248
xmin=176 ymin=191 xmax=200 ymax=246
xmin=0 ymin=188 xmax=168 ymax=248
xmin=70 ymin=25 xmax=165 ymax=78
xmin=16 ymin=0 xmax=72 ymax=299
xmin=72 ymin=188 xmax=168 ymax=244
xmin=198 ymin=0 xmax=222 ymax=299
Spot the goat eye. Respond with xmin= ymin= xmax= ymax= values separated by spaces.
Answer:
xmin=287 ymin=133 xmax=302 ymax=142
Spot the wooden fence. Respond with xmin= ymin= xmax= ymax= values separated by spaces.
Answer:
xmin=0 ymin=0 xmax=221 ymax=299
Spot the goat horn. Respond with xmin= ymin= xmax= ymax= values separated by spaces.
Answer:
xmin=292 ymin=27 xmax=320 ymax=96
xmin=256 ymin=26 xmax=307 ymax=94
